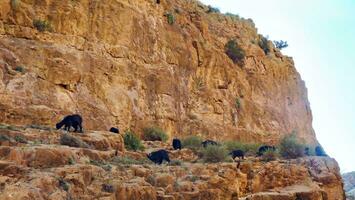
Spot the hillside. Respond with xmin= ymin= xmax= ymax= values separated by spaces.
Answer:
xmin=1 ymin=0 xmax=317 ymax=145
xmin=0 ymin=126 xmax=346 ymax=199
xmin=0 ymin=0 xmax=346 ymax=199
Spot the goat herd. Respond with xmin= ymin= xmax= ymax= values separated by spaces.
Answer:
xmin=55 ymin=114 xmax=328 ymax=165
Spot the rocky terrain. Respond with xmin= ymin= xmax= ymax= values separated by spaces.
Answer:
xmin=0 ymin=125 xmax=346 ymax=199
xmin=0 ymin=0 xmax=346 ymax=199
xmin=343 ymin=172 xmax=355 ymax=199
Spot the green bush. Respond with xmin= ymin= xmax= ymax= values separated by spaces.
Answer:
xmin=262 ymin=149 xmax=280 ymax=161
xmin=225 ymin=12 xmax=240 ymax=21
xmin=10 ymin=0 xmax=20 ymax=10
xmin=60 ymin=134 xmax=89 ymax=148
xmin=279 ymin=133 xmax=305 ymax=159
xmin=235 ymin=98 xmax=241 ymax=110
xmin=15 ymin=135 xmax=27 ymax=144
xmin=90 ymin=159 xmax=112 ymax=171
xmin=14 ymin=66 xmax=24 ymax=73
xmin=223 ymin=141 xmax=260 ymax=155
xmin=143 ymin=127 xmax=168 ymax=142
xmin=166 ymin=13 xmax=175 ymax=25
xmin=273 ymin=40 xmax=288 ymax=50
xmin=58 ymin=178 xmax=69 ymax=191
xmin=68 ymin=157 xmax=75 ymax=165
xmin=111 ymin=156 xmax=150 ymax=165
xmin=33 ymin=19 xmax=52 ymax=32
xmin=201 ymin=145 xmax=228 ymax=163
xmin=123 ymin=131 xmax=144 ymax=151
xmin=182 ymin=136 xmax=203 ymax=151
xmin=207 ymin=5 xmax=220 ymax=13
xmin=258 ymin=35 xmax=271 ymax=54
xmin=225 ymin=39 xmax=245 ymax=65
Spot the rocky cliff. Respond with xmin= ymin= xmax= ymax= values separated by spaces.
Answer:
xmin=0 ymin=0 xmax=317 ymax=145
xmin=0 ymin=0 xmax=346 ymax=199
xmin=0 ymin=126 xmax=346 ymax=199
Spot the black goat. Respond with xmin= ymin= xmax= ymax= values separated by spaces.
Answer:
xmin=172 ymin=139 xmax=182 ymax=150
xmin=229 ymin=149 xmax=245 ymax=160
xmin=109 ymin=127 xmax=119 ymax=134
xmin=201 ymin=140 xmax=218 ymax=148
xmin=257 ymin=145 xmax=276 ymax=156
xmin=147 ymin=149 xmax=170 ymax=165
xmin=56 ymin=114 xmax=83 ymax=132
xmin=315 ymin=146 xmax=327 ymax=157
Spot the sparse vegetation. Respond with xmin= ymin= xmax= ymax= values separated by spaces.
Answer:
xmin=14 ymin=66 xmax=24 ymax=73
xmin=235 ymin=97 xmax=241 ymax=110
xmin=201 ymin=145 xmax=228 ymax=163
xmin=14 ymin=135 xmax=27 ymax=144
xmin=60 ymin=134 xmax=89 ymax=148
xmin=193 ymin=76 xmax=205 ymax=91
xmin=262 ymin=149 xmax=280 ymax=161
xmin=0 ymin=134 xmax=11 ymax=142
xmin=33 ymin=19 xmax=53 ymax=32
xmin=90 ymin=159 xmax=112 ymax=171
xmin=274 ymin=40 xmax=289 ymax=50
xmin=68 ymin=157 xmax=75 ymax=165
xmin=225 ymin=12 xmax=240 ymax=21
xmin=123 ymin=131 xmax=144 ymax=151
xmin=143 ymin=127 xmax=168 ymax=142
xmin=10 ymin=0 xmax=20 ymax=10
xmin=27 ymin=124 xmax=52 ymax=131
xmin=279 ymin=133 xmax=305 ymax=159
xmin=207 ymin=5 xmax=220 ymax=13
xmin=58 ymin=178 xmax=69 ymax=191
xmin=111 ymin=156 xmax=151 ymax=166
xmin=225 ymin=39 xmax=245 ymax=65
xmin=168 ymin=160 xmax=182 ymax=166
xmin=165 ymin=13 xmax=175 ymax=25
xmin=258 ymin=35 xmax=271 ymax=54
xmin=182 ymin=136 xmax=203 ymax=151
xmin=223 ymin=141 xmax=260 ymax=155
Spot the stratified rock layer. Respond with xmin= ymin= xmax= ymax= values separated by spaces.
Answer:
xmin=1 ymin=0 xmax=316 ymax=145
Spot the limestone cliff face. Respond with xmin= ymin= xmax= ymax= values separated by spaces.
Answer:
xmin=0 ymin=0 xmax=316 ymax=144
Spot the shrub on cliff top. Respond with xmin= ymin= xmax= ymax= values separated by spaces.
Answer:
xmin=225 ymin=39 xmax=245 ymax=65
xmin=143 ymin=127 xmax=168 ymax=142
xmin=279 ymin=133 xmax=305 ymax=159
xmin=273 ymin=40 xmax=289 ymax=50
xmin=201 ymin=145 xmax=228 ymax=163
xmin=123 ymin=131 xmax=144 ymax=151
xmin=207 ymin=5 xmax=220 ymax=13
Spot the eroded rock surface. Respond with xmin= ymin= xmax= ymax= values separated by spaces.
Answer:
xmin=0 ymin=127 xmax=346 ymax=200
xmin=0 ymin=0 xmax=316 ymax=145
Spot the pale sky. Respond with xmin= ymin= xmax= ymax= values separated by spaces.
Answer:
xmin=200 ymin=0 xmax=355 ymax=173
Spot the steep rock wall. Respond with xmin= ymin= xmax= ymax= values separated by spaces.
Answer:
xmin=0 ymin=0 xmax=316 ymax=144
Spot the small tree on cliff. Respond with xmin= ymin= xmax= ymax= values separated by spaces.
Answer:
xmin=225 ymin=39 xmax=245 ymax=65
xmin=274 ymin=40 xmax=289 ymax=50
